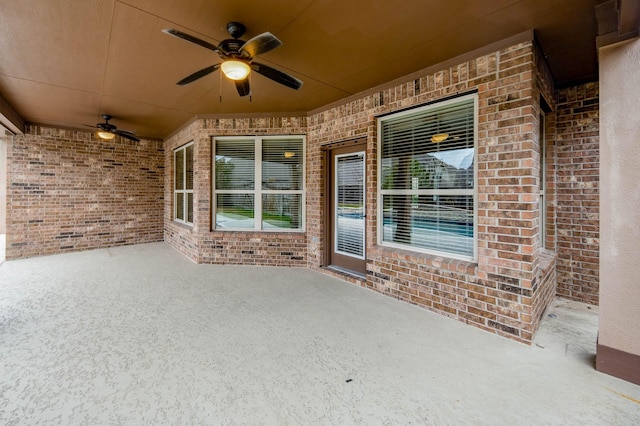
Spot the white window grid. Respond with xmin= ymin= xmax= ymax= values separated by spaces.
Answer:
xmin=174 ymin=141 xmax=194 ymax=226
xmin=212 ymin=135 xmax=306 ymax=232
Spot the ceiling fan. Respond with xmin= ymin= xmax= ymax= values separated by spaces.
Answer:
xmin=86 ymin=115 xmax=140 ymax=142
xmin=162 ymin=22 xmax=303 ymax=97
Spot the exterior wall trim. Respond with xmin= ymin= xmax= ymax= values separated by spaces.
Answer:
xmin=320 ymin=138 xmax=367 ymax=265
xmin=597 ymin=344 xmax=640 ymax=386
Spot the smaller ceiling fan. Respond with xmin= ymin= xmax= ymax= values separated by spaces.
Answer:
xmin=86 ymin=115 xmax=140 ymax=142
xmin=162 ymin=22 xmax=303 ymax=97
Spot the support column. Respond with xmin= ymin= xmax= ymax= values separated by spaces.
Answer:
xmin=597 ymin=37 xmax=640 ymax=385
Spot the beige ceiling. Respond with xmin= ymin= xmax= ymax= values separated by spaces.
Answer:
xmin=0 ymin=0 xmax=604 ymax=139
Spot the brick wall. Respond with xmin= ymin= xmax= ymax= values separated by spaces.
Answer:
xmin=164 ymin=116 xmax=308 ymax=266
xmin=6 ymin=125 xmax=164 ymax=259
xmin=555 ymin=83 xmax=600 ymax=304
xmin=164 ymin=119 xmax=200 ymax=261
xmin=0 ymin=137 xmax=7 ymax=234
xmin=161 ymin=36 xmax=595 ymax=343
xmin=3 ymin=40 xmax=596 ymax=343
xmin=306 ymin=37 xmax=554 ymax=343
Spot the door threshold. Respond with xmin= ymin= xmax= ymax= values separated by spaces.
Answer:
xmin=326 ymin=265 xmax=366 ymax=280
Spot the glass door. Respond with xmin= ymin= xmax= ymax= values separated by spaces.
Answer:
xmin=329 ymin=144 xmax=366 ymax=275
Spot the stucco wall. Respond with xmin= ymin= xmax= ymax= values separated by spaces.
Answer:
xmin=598 ymin=38 xmax=640 ymax=356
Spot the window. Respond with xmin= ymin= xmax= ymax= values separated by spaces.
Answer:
xmin=213 ymin=136 xmax=304 ymax=231
xmin=539 ymin=109 xmax=547 ymax=249
xmin=377 ymin=94 xmax=477 ymax=260
xmin=174 ymin=142 xmax=194 ymax=225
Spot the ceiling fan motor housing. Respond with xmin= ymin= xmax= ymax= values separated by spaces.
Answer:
xmin=98 ymin=115 xmax=116 ymax=131
xmin=97 ymin=123 xmax=116 ymax=131
xmin=219 ymin=39 xmax=246 ymax=57
xmin=226 ymin=22 xmax=246 ymax=39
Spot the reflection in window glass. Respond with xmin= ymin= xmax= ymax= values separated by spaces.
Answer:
xmin=187 ymin=193 xmax=193 ymax=224
xmin=382 ymin=194 xmax=474 ymax=257
xmin=216 ymin=194 xmax=255 ymax=229
xmin=176 ymin=193 xmax=184 ymax=222
xmin=215 ymin=140 xmax=255 ymax=190
xmin=262 ymin=194 xmax=302 ymax=229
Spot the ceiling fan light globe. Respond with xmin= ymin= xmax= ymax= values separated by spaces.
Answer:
xmin=221 ymin=60 xmax=250 ymax=80
xmin=98 ymin=131 xmax=116 ymax=140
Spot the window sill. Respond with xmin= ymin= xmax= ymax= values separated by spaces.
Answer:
xmin=207 ymin=229 xmax=306 ymax=237
xmin=171 ymin=220 xmax=194 ymax=230
xmin=539 ymin=248 xmax=557 ymax=274
xmin=211 ymin=228 xmax=305 ymax=233
xmin=370 ymin=244 xmax=478 ymax=275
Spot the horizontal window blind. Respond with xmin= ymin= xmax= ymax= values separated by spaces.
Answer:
xmin=379 ymin=95 xmax=476 ymax=259
xmin=185 ymin=144 xmax=194 ymax=190
xmin=175 ymin=149 xmax=184 ymax=190
xmin=215 ymin=139 xmax=255 ymax=190
xmin=262 ymin=139 xmax=303 ymax=191
xmin=336 ymin=153 xmax=365 ymax=258
xmin=381 ymin=195 xmax=473 ymax=258
xmin=381 ymin=100 xmax=474 ymax=191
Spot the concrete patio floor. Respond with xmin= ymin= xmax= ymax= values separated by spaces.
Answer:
xmin=1 ymin=242 xmax=639 ymax=425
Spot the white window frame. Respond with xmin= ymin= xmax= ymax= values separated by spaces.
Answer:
xmin=174 ymin=141 xmax=194 ymax=226
xmin=212 ymin=135 xmax=306 ymax=232
xmin=376 ymin=93 xmax=478 ymax=262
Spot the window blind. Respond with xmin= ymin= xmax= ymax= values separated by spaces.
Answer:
xmin=379 ymin=96 xmax=476 ymax=259
xmin=336 ymin=153 xmax=365 ymax=258
xmin=215 ymin=139 xmax=255 ymax=190
xmin=262 ymin=139 xmax=303 ymax=191
xmin=214 ymin=136 xmax=304 ymax=231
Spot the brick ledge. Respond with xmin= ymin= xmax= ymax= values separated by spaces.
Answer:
xmin=369 ymin=244 xmax=478 ymax=275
